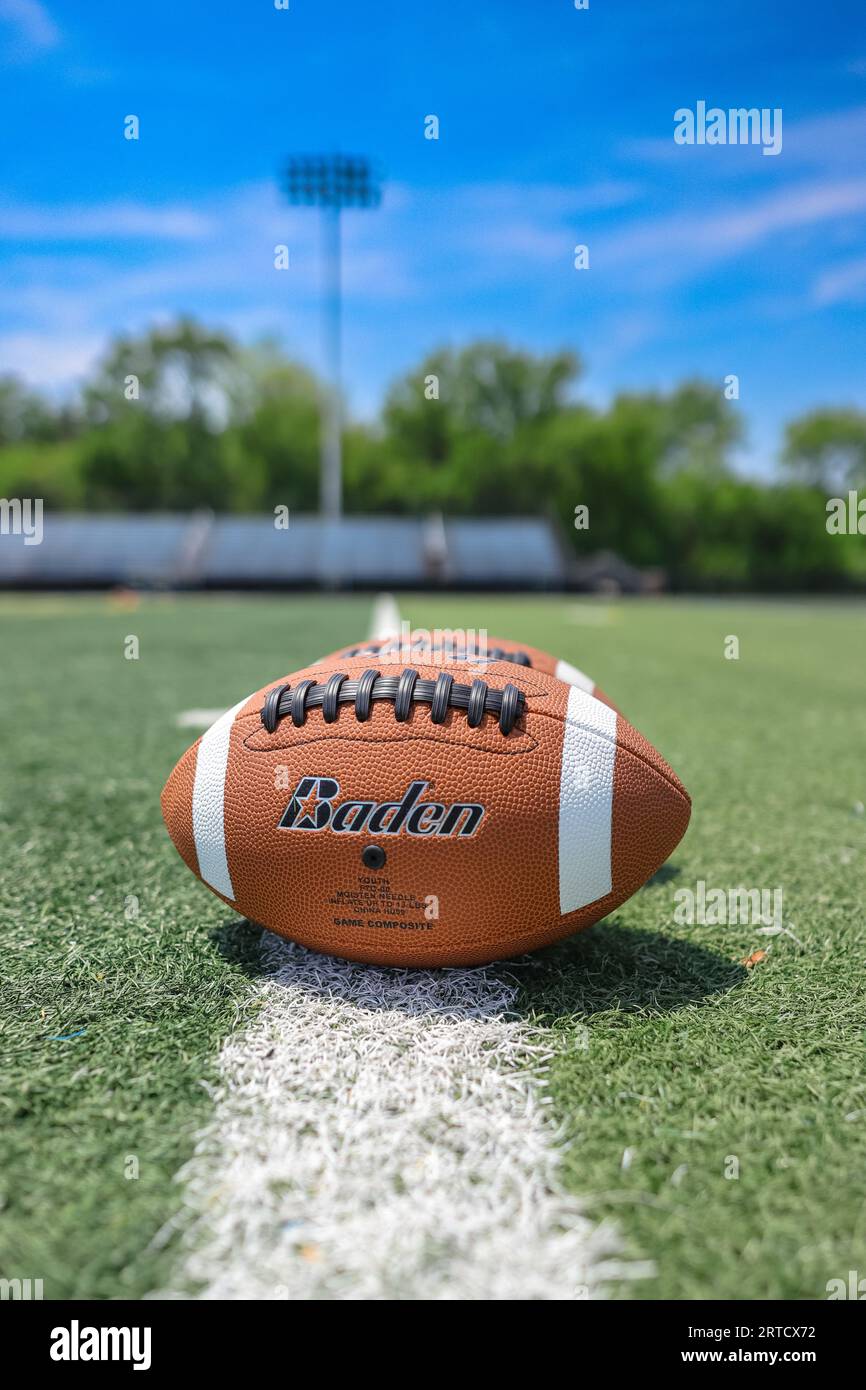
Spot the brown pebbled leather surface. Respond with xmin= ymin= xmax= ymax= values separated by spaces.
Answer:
xmin=160 ymin=743 xmax=200 ymax=880
xmin=316 ymin=632 xmax=620 ymax=712
xmin=161 ymin=658 xmax=690 ymax=968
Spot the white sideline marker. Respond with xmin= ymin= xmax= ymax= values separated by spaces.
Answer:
xmin=159 ymin=943 xmax=624 ymax=1300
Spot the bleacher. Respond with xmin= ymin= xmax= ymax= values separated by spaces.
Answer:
xmin=0 ymin=512 xmax=568 ymax=590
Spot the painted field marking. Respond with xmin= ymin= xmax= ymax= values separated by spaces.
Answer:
xmin=158 ymin=943 xmax=624 ymax=1300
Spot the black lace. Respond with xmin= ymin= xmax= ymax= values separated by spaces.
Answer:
xmin=261 ymin=668 xmax=524 ymax=736
xmin=340 ymin=639 xmax=532 ymax=667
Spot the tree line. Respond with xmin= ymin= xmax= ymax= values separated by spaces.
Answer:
xmin=1 ymin=318 xmax=864 ymax=589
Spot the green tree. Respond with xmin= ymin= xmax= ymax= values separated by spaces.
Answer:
xmin=0 ymin=375 xmax=74 ymax=444
xmin=612 ymin=381 xmax=743 ymax=477
xmin=525 ymin=401 xmax=669 ymax=565
xmin=82 ymin=319 xmax=237 ymax=428
xmin=383 ymin=342 xmax=580 ymax=457
xmin=78 ymin=323 xmax=324 ymax=511
xmin=663 ymin=380 xmax=742 ymax=474
xmin=79 ymin=320 xmax=239 ymax=509
xmin=226 ymin=346 xmax=322 ymax=511
xmin=782 ymin=408 xmax=866 ymax=490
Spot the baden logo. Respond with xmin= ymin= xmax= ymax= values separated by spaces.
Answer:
xmin=278 ymin=777 xmax=485 ymax=837
xmin=50 ymin=1321 xmax=152 ymax=1370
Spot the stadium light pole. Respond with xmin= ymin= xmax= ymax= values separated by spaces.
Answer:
xmin=282 ymin=154 xmax=381 ymax=522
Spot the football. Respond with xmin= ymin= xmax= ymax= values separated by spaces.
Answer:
xmin=315 ymin=632 xmax=619 ymax=711
xmin=162 ymin=657 xmax=690 ymax=967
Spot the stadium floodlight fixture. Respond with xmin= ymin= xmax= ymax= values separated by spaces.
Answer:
xmin=282 ymin=154 xmax=382 ymax=523
xmin=284 ymin=154 xmax=381 ymax=210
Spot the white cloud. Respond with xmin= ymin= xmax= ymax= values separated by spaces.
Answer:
xmin=0 ymin=330 xmax=104 ymax=391
xmin=601 ymin=177 xmax=866 ymax=284
xmin=0 ymin=181 xmax=422 ymax=392
xmin=778 ymin=104 xmax=866 ymax=166
xmin=454 ymin=180 xmax=640 ymax=217
xmin=812 ymin=254 xmax=866 ymax=305
xmin=0 ymin=0 xmax=60 ymax=54
xmin=621 ymin=104 xmax=866 ymax=173
xmin=2 ymin=169 xmax=863 ymax=406
xmin=0 ymin=200 xmax=213 ymax=241
xmin=447 ymin=180 xmax=642 ymax=265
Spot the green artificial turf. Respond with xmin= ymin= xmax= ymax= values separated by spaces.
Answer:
xmin=0 ymin=593 xmax=863 ymax=1299
xmin=0 ymin=594 xmax=371 ymax=1298
xmin=409 ymin=594 xmax=866 ymax=1300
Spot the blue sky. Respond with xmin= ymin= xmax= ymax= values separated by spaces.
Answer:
xmin=1 ymin=0 xmax=865 ymax=473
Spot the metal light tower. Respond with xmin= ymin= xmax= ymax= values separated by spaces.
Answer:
xmin=283 ymin=154 xmax=381 ymax=522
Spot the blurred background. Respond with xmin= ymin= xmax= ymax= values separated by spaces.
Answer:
xmin=1 ymin=0 xmax=865 ymax=591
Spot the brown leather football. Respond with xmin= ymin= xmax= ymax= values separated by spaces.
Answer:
xmin=315 ymin=631 xmax=619 ymax=711
xmin=161 ymin=658 xmax=689 ymax=967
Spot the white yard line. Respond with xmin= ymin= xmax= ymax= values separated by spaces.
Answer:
xmin=368 ymin=592 xmax=402 ymax=640
xmin=160 ymin=939 xmax=623 ymax=1300
xmin=174 ymin=708 xmax=228 ymax=729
